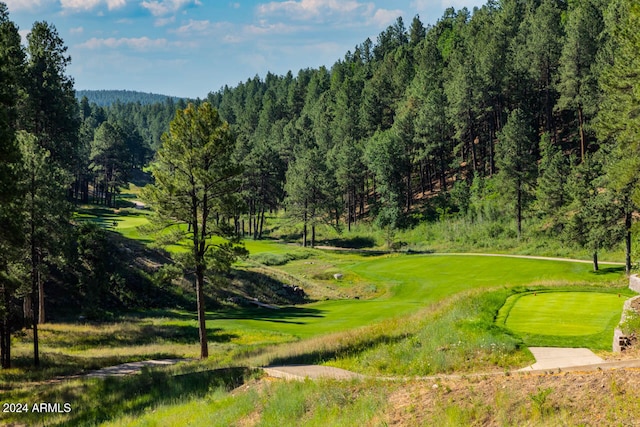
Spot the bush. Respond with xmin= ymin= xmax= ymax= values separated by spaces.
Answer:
xmin=251 ymin=251 xmax=312 ymax=266
xmin=621 ymin=309 xmax=640 ymax=336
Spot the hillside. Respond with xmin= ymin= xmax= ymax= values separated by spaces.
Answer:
xmin=76 ymin=89 xmax=184 ymax=106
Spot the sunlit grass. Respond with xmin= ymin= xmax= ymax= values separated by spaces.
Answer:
xmin=496 ymin=290 xmax=629 ymax=349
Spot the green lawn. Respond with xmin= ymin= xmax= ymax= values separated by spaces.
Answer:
xmin=210 ymin=254 xmax=624 ymax=339
xmin=71 ymin=199 xmax=627 ymax=344
xmin=496 ymin=291 xmax=628 ymax=349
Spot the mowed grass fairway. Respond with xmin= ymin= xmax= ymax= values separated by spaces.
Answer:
xmin=211 ymin=253 xmax=625 ymax=339
xmin=497 ymin=291 xmax=627 ymax=349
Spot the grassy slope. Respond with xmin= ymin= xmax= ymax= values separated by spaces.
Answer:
xmin=18 ymin=190 xmax=632 ymax=426
xmin=216 ymin=252 xmax=622 ymax=338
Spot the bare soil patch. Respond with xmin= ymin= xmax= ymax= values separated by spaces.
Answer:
xmin=385 ymin=369 xmax=640 ymax=425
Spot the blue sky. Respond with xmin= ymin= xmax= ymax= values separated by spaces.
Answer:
xmin=5 ymin=0 xmax=485 ymax=98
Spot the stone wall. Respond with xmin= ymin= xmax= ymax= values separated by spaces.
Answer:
xmin=613 ymin=295 xmax=640 ymax=352
xmin=630 ymin=274 xmax=640 ymax=293
xmin=613 ymin=274 xmax=640 ymax=352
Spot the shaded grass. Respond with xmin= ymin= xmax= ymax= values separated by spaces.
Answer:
xmin=0 ymin=365 xmax=253 ymax=427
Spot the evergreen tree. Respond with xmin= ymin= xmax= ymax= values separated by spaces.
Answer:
xmin=90 ymin=122 xmax=132 ymax=207
xmin=595 ymin=0 xmax=640 ymax=274
xmin=143 ymin=103 xmax=244 ymax=359
xmin=556 ymin=0 xmax=605 ymax=161
xmin=496 ymin=109 xmax=537 ymax=238
xmin=21 ymin=21 xmax=79 ymax=172
xmin=0 ymin=2 xmax=24 ymax=369
xmin=284 ymin=147 xmax=330 ymax=248
xmin=536 ymin=132 xmax=569 ymax=226
xmin=364 ymin=129 xmax=408 ymax=244
xmin=18 ymin=131 xmax=72 ymax=366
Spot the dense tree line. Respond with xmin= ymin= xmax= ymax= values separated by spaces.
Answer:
xmin=0 ymin=4 xmax=176 ymax=368
xmin=203 ymin=0 xmax=639 ymax=275
xmin=76 ymin=89 xmax=184 ymax=107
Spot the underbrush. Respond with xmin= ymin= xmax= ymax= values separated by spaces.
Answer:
xmin=251 ymin=249 xmax=314 ymax=266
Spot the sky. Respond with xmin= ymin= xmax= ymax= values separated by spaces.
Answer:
xmin=5 ymin=0 xmax=485 ymax=99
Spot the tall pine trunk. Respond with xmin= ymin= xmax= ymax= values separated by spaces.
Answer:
xmin=195 ymin=264 xmax=208 ymax=359
xmin=1 ymin=284 xmax=11 ymax=369
xmin=192 ymin=195 xmax=208 ymax=359
xmin=38 ymin=272 xmax=44 ymax=324
xmin=578 ymin=106 xmax=586 ymax=163
xmin=625 ymin=209 xmax=632 ymax=275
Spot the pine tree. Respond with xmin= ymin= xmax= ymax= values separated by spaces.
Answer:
xmin=0 ymin=3 xmax=25 ymax=369
xmin=21 ymin=21 xmax=79 ymax=172
xmin=536 ymin=132 xmax=569 ymax=225
xmin=143 ymin=103 xmax=244 ymax=359
xmin=595 ymin=0 xmax=640 ymax=274
xmin=496 ymin=109 xmax=537 ymax=238
xmin=18 ymin=131 xmax=72 ymax=366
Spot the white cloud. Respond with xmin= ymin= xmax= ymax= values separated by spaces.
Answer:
xmin=78 ymin=36 xmax=169 ymax=51
xmin=141 ymin=0 xmax=201 ymax=17
xmin=172 ymin=19 xmax=212 ymax=34
xmin=60 ymin=0 xmax=128 ymax=12
xmin=369 ymin=8 xmax=403 ymax=27
xmin=171 ymin=19 xmax=301 ymax=44
xmin=257 ymin=0 xmax=364 ymax=21
xmin=18 ymin=29 xmax=29 ymax=45
xmin=77 ymin=36 xmax=197 ymax=51
xmin=4 ymin=0 xmax=52 ymax=12
xmin=60 ymin=0 xmax=101 ymax=11
xmin=229 ymin=2 xmax=240 ymax=9
xmin=106 ymin=0 xmax=127 ymax=9
xmin=245 ymin=22 xmax=301 ymax=36
xmin=155 ymin=16 xmax=176 ymax=27
xmin=256 ymin=0 xmax=403 ymax=28
xmin=70 ymin=26 xmax=85 ymax=34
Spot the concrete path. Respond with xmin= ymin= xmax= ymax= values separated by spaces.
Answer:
xmin=262 ymin=365 xmax=364 ymax=380
xmin=84 ymin=359 xmax=189 ymax=378
xmin=520 ymin=347 xmax=604 ymax=371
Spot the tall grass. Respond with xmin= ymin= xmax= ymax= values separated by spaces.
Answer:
xmin=100 ymin=379 xmax=390 ymax=427
xmin=0 ymin=363 xmax=254 ymax=426
xmin=331 ymin=288 xmax=532 ymax=375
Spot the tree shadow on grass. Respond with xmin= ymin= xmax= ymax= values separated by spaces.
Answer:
xmin=45 ymin=367 xmax=252 ymax=427
xmin=267 ymin=333 xmax=408 ymax=366
xmin=2 ymin=352 xmax=186 ymax=386
xmin=322 ymin=236 xmax=376 ymax=249
xmin=211 ymin=306 xmax=325 ymax=325
xmin=41 ymin=325 xmax=237 ymax=349
xmin=591 ymin=266 xmax=626 ymax=276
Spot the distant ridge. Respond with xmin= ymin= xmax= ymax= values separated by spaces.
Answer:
xmin=76 ymin=89 xmax=184 ymax=107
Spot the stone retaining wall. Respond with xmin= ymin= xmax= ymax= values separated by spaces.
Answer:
xmin=613 ymin=274 xmax=640 ymax=352
xmin=613 ymin=295 xmax=640 ymax=352
xmin=630 ymin=274 xmax=640 ymax=293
